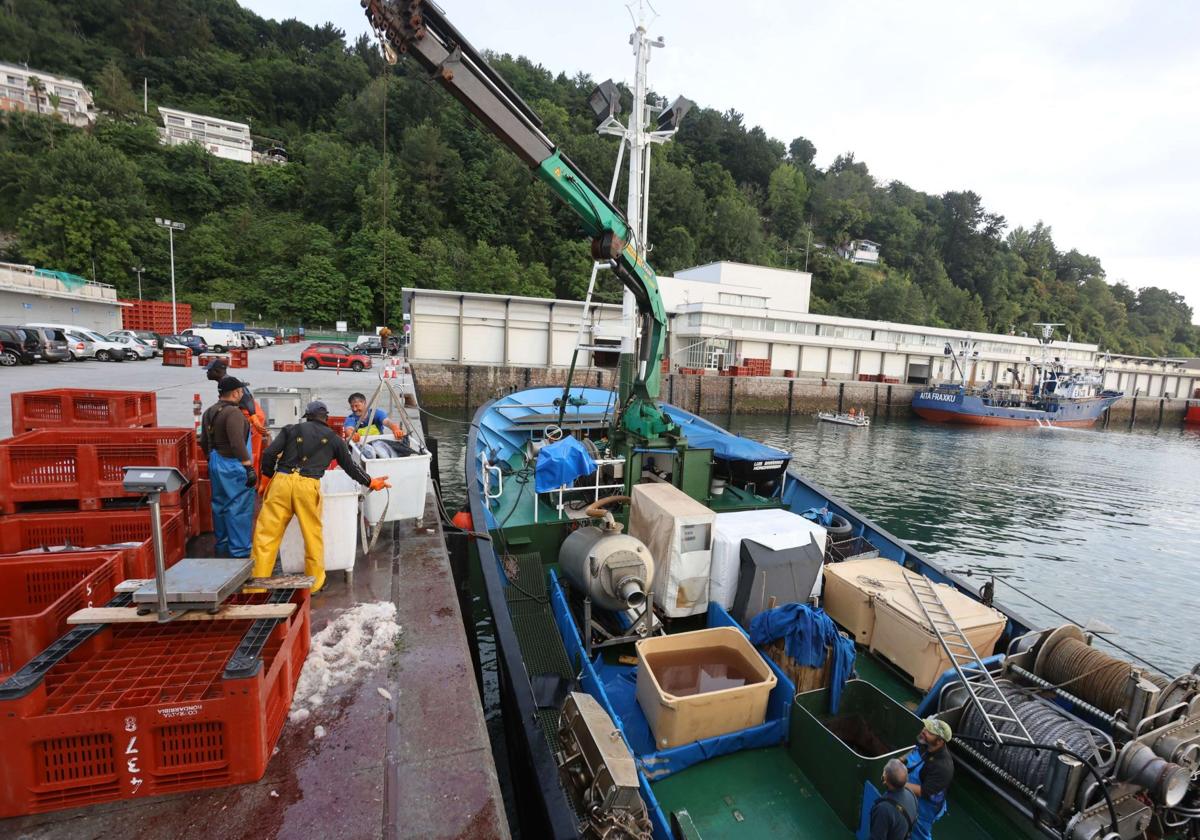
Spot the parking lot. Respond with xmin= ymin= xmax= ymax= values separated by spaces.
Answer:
xmin=0 ymin=342 xmax=384 ymax=437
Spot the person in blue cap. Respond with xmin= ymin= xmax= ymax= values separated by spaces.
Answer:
xmin=905 ymin=717 xmax=955 ymax=839
xmin=199 ymin=376 xmax=256 ymax=558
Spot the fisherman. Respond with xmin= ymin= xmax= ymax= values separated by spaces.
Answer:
xmin=251 ymin=400 xmax=389 ymax=593
xmin=342 ymin=392 xmax=405 ymax=440
xmin=871 ymin=758 xmax=917 ymax=840
xmin=198 ymin=376 xmax=257 ymax=559
xmin=205 ymin=357 xmax=268 ymax=467
xmin=904 ymin=718 xmax=955 ymax=840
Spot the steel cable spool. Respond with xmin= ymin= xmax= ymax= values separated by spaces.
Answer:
xmin=959 ymin=680 xmax=1109 ymax=792
xmin=1039 ymin=633 xmax=1168 ymax=715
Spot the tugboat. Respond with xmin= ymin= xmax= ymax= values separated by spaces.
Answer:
xmin=912 ymin=324 xmax=1122 ymax=427
xmin=367 ymin=4 xmax=1200 ymax=839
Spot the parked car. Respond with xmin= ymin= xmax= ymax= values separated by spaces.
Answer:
xmin=181 ymin=327 xmax=239 ymax=352
xmin=301 ymin=343 xmax=372 ymax=372
xmin=239 ymin=331 xmax=267 ymax=349
xmin=25 ymin=323 xmax=126 ymax=362
xmin=24 ymin=326 xmax=70 ymax=363
xmin=112 ymin=329 xmax=164 ymax=353
xmin=352 ymin=336 xmax=385 ymax=356
xmin=0 ymin=326 xmax=38 ymax=366
xmin=164 ymin=334 xmax=208 ymax=354
xmin=107 ymin=333 xmax=155 ymax=360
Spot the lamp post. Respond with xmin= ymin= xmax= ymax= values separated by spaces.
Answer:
xmin=154 ymin=218 xmax=186 ymax=333
xmin=131 ymin=265 xmax=145 ymax=300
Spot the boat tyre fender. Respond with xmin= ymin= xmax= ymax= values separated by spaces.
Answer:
xmin=826 ymin=513 xmax=853 ymax=540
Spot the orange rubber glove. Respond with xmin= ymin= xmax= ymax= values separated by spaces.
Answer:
xmin=387 ymin=422 xmax=405 ymax=438
xmin=368 ymin=476 xmax=391 ymax=492
xmin=257 ymin=474 xmax=272 ymax=495
xmin=351 ymin=430 xmax=362 ymax=443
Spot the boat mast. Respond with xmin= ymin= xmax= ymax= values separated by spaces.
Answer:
xmin=1032 ymin=322 xmax=1063 ymax=398
xmin=596 ymin=1 xmax=690 ymax=401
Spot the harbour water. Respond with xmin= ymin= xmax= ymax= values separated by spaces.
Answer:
xmin=428 ymin=411 xmax=1200 ymax=679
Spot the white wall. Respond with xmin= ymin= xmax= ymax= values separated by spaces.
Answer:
xmin=0 ymin=292 xmax=121 ymax=333
xmin=771 ymin=344 xmax=799 ymax=371
xmin=829 ymin=348 xmax=855 ymax=375
xmin=663 ymin=261 xmax=812 ymax=314
xmin=800 ymin=345 xmax=826 ymax=373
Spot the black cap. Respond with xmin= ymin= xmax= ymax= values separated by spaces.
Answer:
xmin=304 ymin=400 xmax=329 ymax=418
xmin=218 ymin=375 xmax=246 ymax=394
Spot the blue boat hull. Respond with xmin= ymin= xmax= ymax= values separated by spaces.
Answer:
xmin=912 ymin=389 xmax=1121 ymax=426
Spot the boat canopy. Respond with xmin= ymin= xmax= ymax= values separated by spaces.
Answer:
xmin=660 ymin=404 xmax=790 ymax=463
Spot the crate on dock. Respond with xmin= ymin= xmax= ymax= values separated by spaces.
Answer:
xmin=288 ymin=334 xmax=300 ymax=344
xmin=182 ymin=479 xmax=213 ymax=537
xmin=162 ymin=348 xmax=192 ymax=367
xmin=0 ymin=508 xmax=188 ymax=579
xmin=272 ymin=360 xmax=303 ymax=372
xmin=228 ymin=348 xmax=249 ymax=368
xmin=0 ymin=589 xmax=311 ymax=818
xmin=0 ymin=428 xmax=196 ymax=514
xmin=198 ymin=354 xmax=230 ymax=368
xmin=10 ymin=390 xmax=158 ymax=434
xmin=0 ymin=553 xmax=122 ymax=677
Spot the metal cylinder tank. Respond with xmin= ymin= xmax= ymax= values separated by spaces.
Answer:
xmin=560 ymin=525 xmax=655 ymax=612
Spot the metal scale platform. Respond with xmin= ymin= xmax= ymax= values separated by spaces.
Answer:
xmin=122 ymin=466 xmax=254 ymax=621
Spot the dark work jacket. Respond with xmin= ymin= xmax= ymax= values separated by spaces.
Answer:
xmin=261 ymin=419 xmax=371 ymax=486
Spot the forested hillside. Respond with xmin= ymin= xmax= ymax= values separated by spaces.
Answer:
xmin=1 ymin=0 xmax=1195 ymax=355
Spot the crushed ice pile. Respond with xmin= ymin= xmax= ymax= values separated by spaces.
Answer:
xmin=289 ymin=601 xmax=401 ymax=724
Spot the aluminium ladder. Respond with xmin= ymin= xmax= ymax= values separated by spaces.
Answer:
xmin=905 ymin=573 xmax=1033 ymax=746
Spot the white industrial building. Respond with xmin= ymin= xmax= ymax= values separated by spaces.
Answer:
xmin=0 ymin=62 xmax=96 ymax=127
xmin=404 ymin=260 xmax=1200 ymax=399
xmin=0 ymin=262 xmax=125 ymax=332
xmin=159 ymin=107 xmax=253 ymax=163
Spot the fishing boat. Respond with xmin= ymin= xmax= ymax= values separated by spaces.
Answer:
xmin=912 ymin=325 xmax=1122 ymax=427
xmin=818 ymin=410 xmax=871 ymax=427
xmin=365 ymin=3 xmax=1200 ymax=839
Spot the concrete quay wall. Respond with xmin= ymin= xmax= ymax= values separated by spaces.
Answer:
xmin=411 ymin=363 xmax=1197 ymax=429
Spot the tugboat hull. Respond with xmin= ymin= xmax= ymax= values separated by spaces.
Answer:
xmin=912 ymin=390 xmax=1120 ymax=427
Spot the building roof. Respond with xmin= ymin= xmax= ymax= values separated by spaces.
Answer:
xmin=158 ymin=106 xmax=249 ymax=131
xmin=0 ymin=61 xmax=88 ymax=90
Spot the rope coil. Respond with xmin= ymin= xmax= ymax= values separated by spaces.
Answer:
xmin=1040 ymin=637 xmax=1167 ymax=715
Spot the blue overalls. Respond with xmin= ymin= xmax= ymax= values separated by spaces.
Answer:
xmin=209 ymin=409 xmax=254 ymax=558
xmin=905 ymin=746 xmax=948 ymax=840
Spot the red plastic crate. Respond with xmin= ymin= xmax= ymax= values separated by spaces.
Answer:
xmin=0 ymin=553 xmax=122 ymax=677
xmin=0 ymin=428 xmax=196 ymax=514
xmin=11 ymin=390 xmax=158 ymax=434
xmin=182 ymin=480 xmax=213 ymax=537
xmin=0 ymin=589 xmax=311 ymax=817
xmin=162 ymin=348 xmax=192 ymax=367
xmin=197 ymin=354 xmax=230 ymax=368
xmin=0 ymin=508 xmax=188 ymax=579
xmin=228 ymin=348 xmax=248 ymax=368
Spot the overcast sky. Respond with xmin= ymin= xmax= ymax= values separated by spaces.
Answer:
xmin=244 ymin=0 xmax=1200 ymax=318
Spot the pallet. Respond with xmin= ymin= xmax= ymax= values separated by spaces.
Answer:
xmin=114 ymin=574 xmax=316 ymax=593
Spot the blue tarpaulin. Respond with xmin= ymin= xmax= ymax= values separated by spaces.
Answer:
xmin=749 ymin=603 xmax=856 ymax=713
xmin=660 ymin=404 xmax=789 ymax=463
xmin=534 ymin=436 xmax=597 ymax=493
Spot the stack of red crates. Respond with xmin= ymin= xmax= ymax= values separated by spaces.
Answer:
xmin=119 ymin=299 xmax=192 ymax=335
xmin=742 ymin=357 xmax=771 ymax=376
xmin=162 ymin=348 xmax=192 ymax=367
xmin=11 ymin=389 xmax=157 ymax=434
xmin=228 ymin=348 xmax=249 ymax=368
xmin=0 ymin=589 xmax=311 ymax=817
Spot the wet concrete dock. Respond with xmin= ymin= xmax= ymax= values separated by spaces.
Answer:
xmin=0 ymin=346 xmax=508 ymax=839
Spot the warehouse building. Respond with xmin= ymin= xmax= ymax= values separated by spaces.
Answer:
xmin=404 ymin=261 xmax=1198 ymax=398
xmin=0 ymin=262 xmax=125 ymax=333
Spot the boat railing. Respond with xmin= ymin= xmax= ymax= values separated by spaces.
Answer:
xmin=534 ymin=458 xmax=626 ymax=524
xmin=478 ymin=451 xmax=504 ymax=509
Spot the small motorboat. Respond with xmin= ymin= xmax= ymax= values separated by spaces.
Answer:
xmin=817 ymin=410 xmax=871 ymax=427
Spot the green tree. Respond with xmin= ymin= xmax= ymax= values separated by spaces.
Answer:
xmin=766 ymin=163 xmax=809 ymax=242
xmin=95 ymin=59 xmax=140 ymax=115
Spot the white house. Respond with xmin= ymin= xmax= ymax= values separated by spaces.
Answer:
xmin=158 ymin=106 xmax=253 ymax=163
xmin=0 ymin=62 xmax=96 ymax=127
xmin=836 ymin=239 xmax=881 ymax=265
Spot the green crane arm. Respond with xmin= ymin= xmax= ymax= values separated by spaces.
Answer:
xmin=364 ymin=0 xmax=676 ymax=439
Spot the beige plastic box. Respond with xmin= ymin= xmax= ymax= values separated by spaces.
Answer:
xmin=821 ymin=557 xmax=916 ymax=645
xmin=870 ymin=585 xmax=1007 ymax=691
xmin=636 ymin=627 xmax=777 ymax=749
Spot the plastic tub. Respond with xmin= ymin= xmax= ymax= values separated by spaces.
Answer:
xmin=360 ymin=440 xmax=431 ymax=523
xmin=821 ymin=557 xmax=915 ymax=645
xmin=280 ymin=470 xmax=362 ymax=574
xmin=636 ymin=626 xmax=776 ymax=749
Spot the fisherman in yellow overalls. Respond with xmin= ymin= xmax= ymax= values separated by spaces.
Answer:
xmin=251 ymin=400 xmax=389 ymax=592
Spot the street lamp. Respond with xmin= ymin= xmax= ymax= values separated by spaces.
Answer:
xmin=131 ymin=265 xmax=145 ymax=300
xmin=154 ymin=218 xmax=186 ymax=333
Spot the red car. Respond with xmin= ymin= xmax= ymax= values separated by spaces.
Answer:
xmin=301 ymin=343 xmax=373 ymax=372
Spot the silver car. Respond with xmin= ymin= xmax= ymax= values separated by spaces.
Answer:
xmin=107 ymin=333 xmax=155 ymax=360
